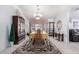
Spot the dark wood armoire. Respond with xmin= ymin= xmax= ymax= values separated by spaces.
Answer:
xmin=49 ymin=22 xmax=55 ymax=37
xmin=12 ymin=16 xmax=25 ymax=44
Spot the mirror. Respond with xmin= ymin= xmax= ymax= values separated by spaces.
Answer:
xmin=57 ymin=20 xmax=62 ymax=31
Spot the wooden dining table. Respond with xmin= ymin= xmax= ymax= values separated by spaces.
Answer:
xmin=30 ymin=30 xmax=48 ymax=40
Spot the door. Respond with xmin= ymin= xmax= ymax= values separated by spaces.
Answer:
xmin=49 ymin=22 xmax=55 ymax=36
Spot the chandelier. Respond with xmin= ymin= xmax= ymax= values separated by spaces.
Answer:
xmin=34 ymin=5 xmax=43 ymax=20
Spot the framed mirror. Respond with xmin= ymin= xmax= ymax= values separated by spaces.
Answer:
xmin=57 ymin=20 xmax=62 ymax=31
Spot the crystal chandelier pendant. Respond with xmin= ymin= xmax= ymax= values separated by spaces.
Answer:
xmin=34 ymin=5 xmax=43 ymax=20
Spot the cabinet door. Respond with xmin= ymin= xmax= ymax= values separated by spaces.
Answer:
xmin=49 ymin=22 xmax=54 ymax=36
xmin=13 ymin=16 xmax=25 ymax=44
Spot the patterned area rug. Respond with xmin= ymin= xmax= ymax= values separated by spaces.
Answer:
xmin=12 ymin=39 xmax=61 ymax=54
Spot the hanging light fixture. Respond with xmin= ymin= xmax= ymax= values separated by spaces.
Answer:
xmin=34 ymin=5 xmax=43 ymax=20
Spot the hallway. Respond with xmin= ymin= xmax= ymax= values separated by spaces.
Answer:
xmin=1 ymin=5 xmax=79 ymax=54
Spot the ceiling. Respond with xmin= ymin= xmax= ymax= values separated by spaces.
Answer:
xmin=17 ymin=5 xmax=79 ymax=19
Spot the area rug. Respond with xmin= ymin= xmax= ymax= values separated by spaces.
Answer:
xmin=12 ymin=39 xmax=61 ymax=54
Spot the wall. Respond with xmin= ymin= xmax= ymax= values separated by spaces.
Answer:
xmin=30 ymin=18 xmax=48 ymax=24
xmin=69 ymin=9 xmax=79 ymax=29
xmin=0 ymin=5 xmax=16 ymax=51
xmin=30 ymin=18 xmax=48 ymax=32
xmin=0 ymin=5 xmax=29 ymax=51
xmin=14 ymin=5 xmax=29 ymax=34
xmin=54 ymin=12 xmax=70 ymax=44
xmin=55 ymin=7 xmax=79 ymax=43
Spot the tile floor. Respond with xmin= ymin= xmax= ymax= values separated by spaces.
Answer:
xmin=49 ymin=37 xmax=79 ymax=54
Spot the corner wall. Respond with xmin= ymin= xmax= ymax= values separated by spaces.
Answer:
xmin=0 ymin=5 xmax=16 ymax=51
xmin=0 ymin=5 xmax=29 ymax=51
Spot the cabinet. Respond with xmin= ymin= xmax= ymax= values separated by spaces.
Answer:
xmin=49 ymin=22 xmax=55 ymax=37
xmin=13 ymin=16 xmax=25 ymax=44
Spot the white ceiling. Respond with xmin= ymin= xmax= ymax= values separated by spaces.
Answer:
xmin=17 ymin=5 xmax=78 ymax=19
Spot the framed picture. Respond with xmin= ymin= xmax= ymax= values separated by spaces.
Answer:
xmin=73 ymin=21 xmax=78 ymax=28
xmin=72 ymin=19 xmax=79 ymax=29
